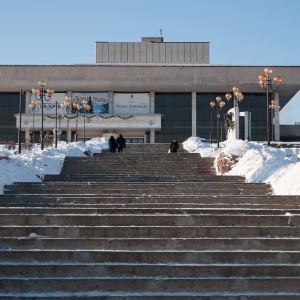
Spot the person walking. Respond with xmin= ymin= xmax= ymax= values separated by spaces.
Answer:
xmin=116 ymin=134 xmax=126 ymax=153
xmin=169 ymin=138 xmax=179 ymax=153
xmin=108 ymin=135 xmax=117 ymax=153
xmin=29 ymin=131 xmax=33 ymax=143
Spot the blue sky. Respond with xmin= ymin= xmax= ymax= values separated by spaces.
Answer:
xmin=0 ymin=0 xmax=300 ymax=65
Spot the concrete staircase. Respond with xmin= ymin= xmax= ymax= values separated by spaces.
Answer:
xmin=1 ymin=143 xmax=300 ymax=299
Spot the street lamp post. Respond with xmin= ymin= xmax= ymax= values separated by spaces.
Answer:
xmin=225 ymin=86 xmax=244 ymax=140
xmin=73 ymin=100 xmax=91 ymax=143
xmin=269 ymin=100 xmax=281 ymax=142
xmin=32 ymin=81 xmax=54 ymax=150
xmin=61 ymin=96 xmax=72 ymax=143
xmin=28 ymin=100 xmax=41 ymax=145
xmin=210 ymin=96 xmax=226 ymax=148
xmin=258 ymin=67 xmax=282 ymax=146
xmin=210 ymin=110 xmax=213 ymax=144
xmin=82 ymin=100 xmax=91 ymax=143
xmin=54 ymin=101 xmax=60 ymax=148
xmin=73 ymin=102 xmax=80 ymax=142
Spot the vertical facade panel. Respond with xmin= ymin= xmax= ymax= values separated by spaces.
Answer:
xmin=184 ymin=43 xmax=191 ymax=63
xmin=152 ymin=43 xmax=159 ymax=63
xmin=141 ymin=43 xmax=147 ymax=63
xmin=121 ymin=43 xmax=128 ymax=63
xmin=203 ymin=43 xmax=209 ymax=64
xmin=159 ymin=43 xmax=166 ymax=63
xmin=196 ymin=44 xmax=204 ymax=64
xmin=96 ymin=43 xmax=103 ymax=63
xmin=102 ymin=43 xmax=109 ymax=63
xmin=114 ymin=43 xmax=121 ymax=63
xmin=146 ymin=42 xmax=153 ymax=63
xmin=127 ymin=42 xmax=134 ymax=63
xmin=171 ymin=43 xmax=179 ymax=63
xmin=166 ymin=43 xmax=172 ymax=63
xmin=178 ymin=43 xmax=185 ymax=63
xmin=108 ymin=43 xmax=115 ymax=63
xmin=133 ymin=43 xmax=141 ymax=63
xmin=190 ymin=43 xmax=197 ymax=64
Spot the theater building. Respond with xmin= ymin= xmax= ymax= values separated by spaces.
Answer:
xmin=1 ymin=36 xmax=300 ymax=144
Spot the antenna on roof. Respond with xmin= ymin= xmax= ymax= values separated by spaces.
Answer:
xmin=160 ymin=29 xmax=162 ymax=37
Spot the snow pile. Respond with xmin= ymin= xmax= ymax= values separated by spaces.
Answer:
xmin=183 ymin=137 xmax=300 ymax=195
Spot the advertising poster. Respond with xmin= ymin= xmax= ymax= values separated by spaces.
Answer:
xmin=72 ymin=92 xmax=109 ymax=114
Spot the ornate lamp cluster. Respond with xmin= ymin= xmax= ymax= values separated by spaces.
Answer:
xmin=210 ymin=96 xmax=226 ymax=110
xmin=258 ymin=67 xmax=282 ymax=146
xmin=61 ymin=96 xmax=72 ymax=110
xmin=225 ymin=86 xmax=244 ymax=107
xmin=73 ymin=99 xmax=91 ymax=112
xmin=269 ymin=100 xmax=280 ymax=111
xmin=259 ymin=67 xmax=282 ymax=88
xmin=31 ymin=81 xmax=54 ymax=150
xmin=28 ymin=99 xmax=41 ymax=111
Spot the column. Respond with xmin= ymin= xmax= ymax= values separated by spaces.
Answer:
xmin=150 ymin=91 xmax=155 ymax=114
xmin=66 ymin=91 xmax=72 ymax=143
xmin=150 ymin=91 xmax=155 ymax=143
xmin=25 ymin=128 xmax=30 ymax=145
xmin=25 ymin=90 xmax=31 ymax=113
xmin=273 ymin=92 xmax=280 ymax=142
xmin=192 ymin=91 xmax=196 ymax=137
xmin=234 ymin=105 xmax=240 ymax=139
xmin=109 ymin=91 xmax=114 ymax=113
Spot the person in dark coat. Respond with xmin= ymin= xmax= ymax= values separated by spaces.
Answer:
xmin=169 ymin=138 xmax=179 ymax=153
xmin=108 ymin=136 xmax=117 ymax=153
xmin=116 ymin=134 xmax=126 ymax=153
xmin=29 ymin=131 xmax=33 ymax=143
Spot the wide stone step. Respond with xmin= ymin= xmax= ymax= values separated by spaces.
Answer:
xmin=44 ymin=174 xmax=245 ymax=182
xmin=1 ymin=277 xmax=300 ymax=294
xmin=60 ymin=166 xmax=215 ymax=172
xmin=1 ymin=249 xmax=300 ymax=264
xmin=0 ymin=292 xmax=299 ymax=300
xmin=1 ymin=225 xmax=299 ymax=238
xmin=6 ymin=182 xmax=268 ymax=190
xmin=57 ymin=171 xmax=216 ymax=177
xmin=4 ymin=182 xmax=272 ymax=195
xmin=1 ymin=237 xmax=300 ymax=251
xmin=0 ymin=206 xmax=298 ymax=215
xmin=0 ymin=214 xmax=297 ymax=226
xmin=62 ymin=156 xmax=210 ymax=160
xmin=3 ymin=190 xmax=272 ymax=196
xmin=61 ymin=161 xmax=213 ymax=165
xmin=1 ymin=194 xmax=300 ymax=206
xmin=1 ymin=262 xmax=300 ymax=278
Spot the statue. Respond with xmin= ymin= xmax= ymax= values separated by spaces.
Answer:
xmin=224 ymin=112 xmax=235 ymax=139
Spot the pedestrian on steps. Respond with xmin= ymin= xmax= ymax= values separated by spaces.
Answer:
xmin=169 ymin=138 xmax=179 ymax=153
xmin=108 ymin=135 xmax=117 ymax=153
xmin=116 ymin=134 xmax=126 ymax=153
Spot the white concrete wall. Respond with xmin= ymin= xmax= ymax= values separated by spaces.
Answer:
xmin=1 ymin=65 xmax=299 ymax=98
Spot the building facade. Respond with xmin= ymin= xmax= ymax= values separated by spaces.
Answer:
xmin=1 ymin=37 xmax=300 ymax=144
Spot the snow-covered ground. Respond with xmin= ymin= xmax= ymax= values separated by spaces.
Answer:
xmin=1 ymin=136 xmax=300 ymax=195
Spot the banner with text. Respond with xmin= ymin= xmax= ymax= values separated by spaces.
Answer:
xmin=114 ymin=93 xmax=150 ymax=114
xmin=29 ymin=93 xmax=68 ymax=115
